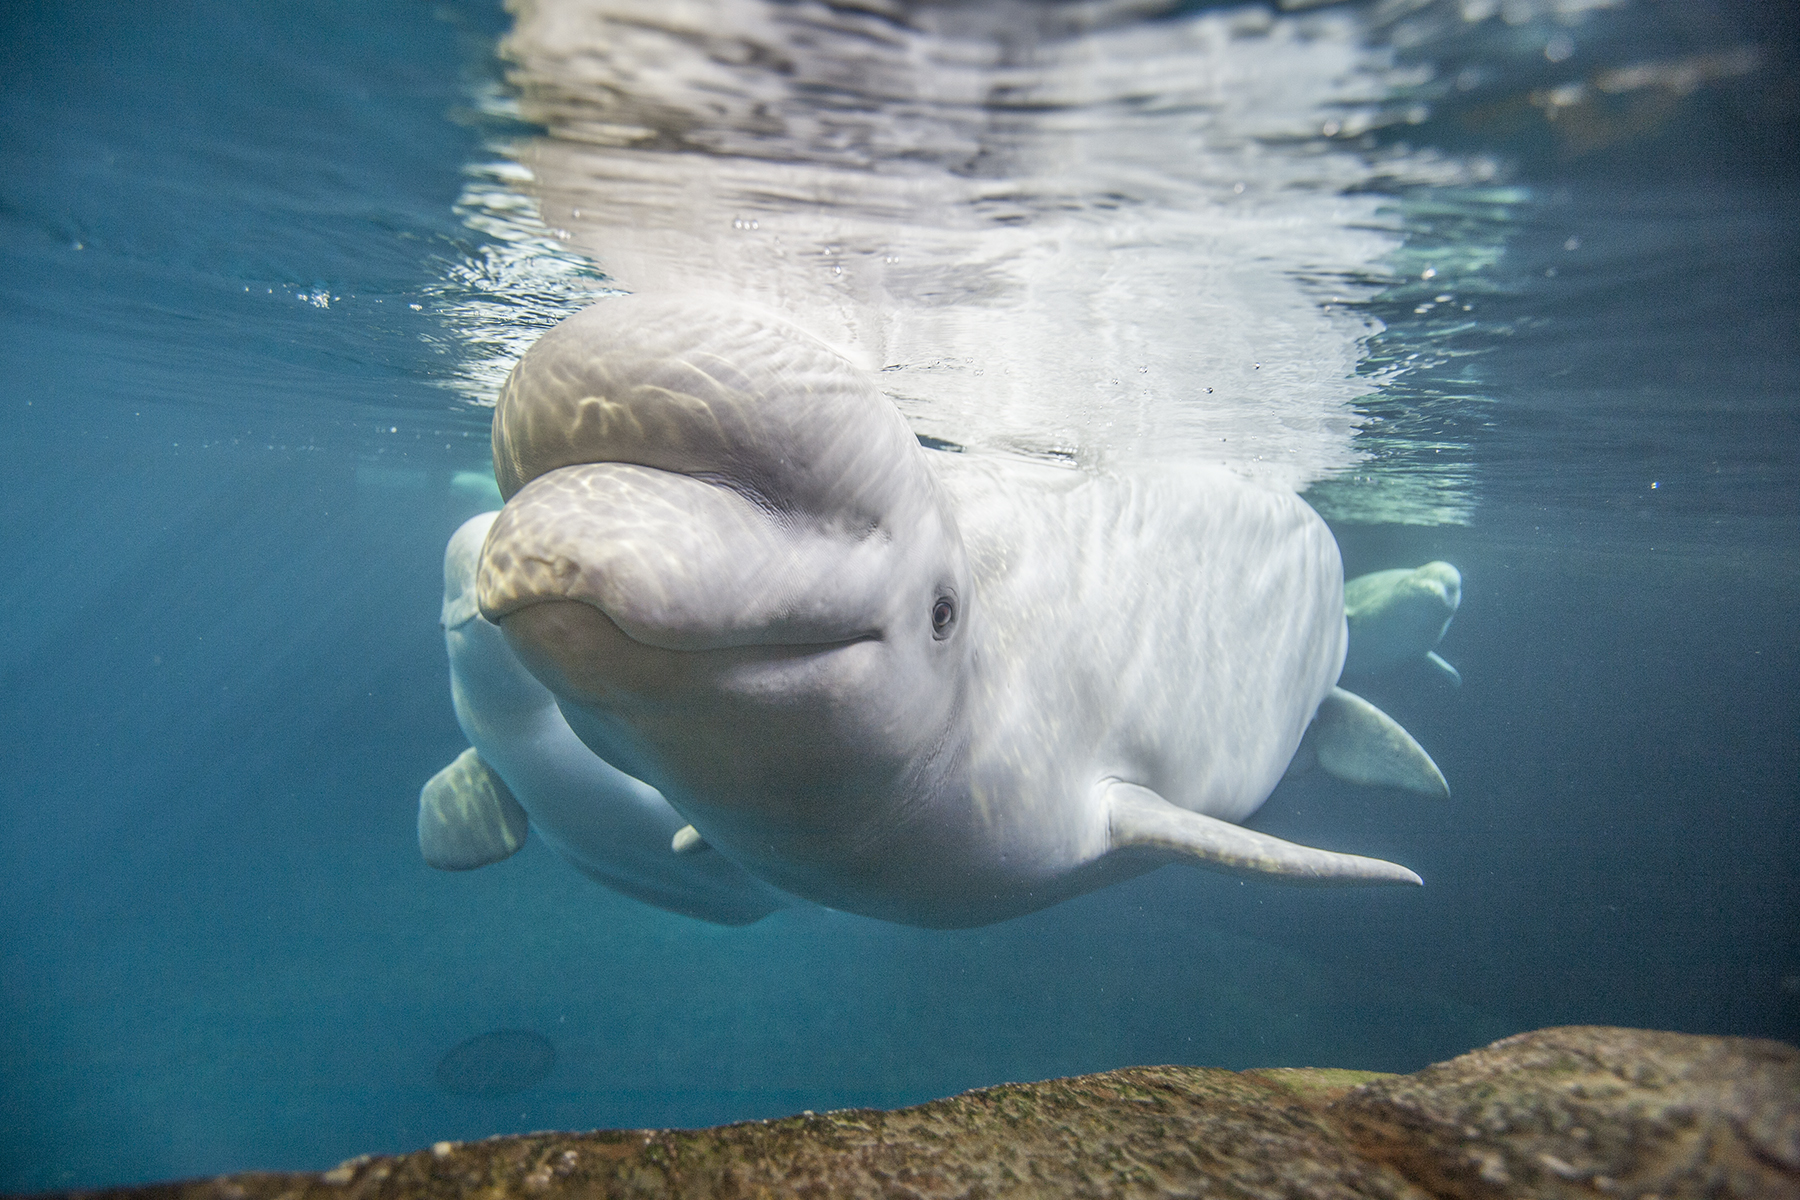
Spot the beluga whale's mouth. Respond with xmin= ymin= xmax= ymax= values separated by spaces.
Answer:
xmin=477 ymin=459 xmax=894 ymax=653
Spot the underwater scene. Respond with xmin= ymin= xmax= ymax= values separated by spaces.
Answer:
xmin=1 ymin=0 xmax=1795 ymax=1191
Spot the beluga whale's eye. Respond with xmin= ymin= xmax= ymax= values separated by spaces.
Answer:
xmin=932 ymin=597 xmax=956 ymax=637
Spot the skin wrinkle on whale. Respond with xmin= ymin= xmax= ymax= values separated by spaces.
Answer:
xmin=464 ymin=293 xmax=1447 ymax=929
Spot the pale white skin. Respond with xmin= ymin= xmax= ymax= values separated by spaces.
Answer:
xmin=442 ymin=512 xmax=794 ymax=926
xmin=480 ymin=294 xmax=1421 ymax=929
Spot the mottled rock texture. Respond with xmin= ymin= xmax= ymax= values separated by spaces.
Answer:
xmin=1331 ymin=1025 xmax=1800 ymax=1200
xmin=40 ymin=1027 xmax=1799 ymax=1200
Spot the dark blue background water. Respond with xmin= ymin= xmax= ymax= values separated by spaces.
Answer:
xmin=2 ymin=0 xmax=1795 ymax=1191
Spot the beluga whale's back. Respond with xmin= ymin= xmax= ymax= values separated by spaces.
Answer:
xmin=459 ymin=292 xmax=1447 ymax=928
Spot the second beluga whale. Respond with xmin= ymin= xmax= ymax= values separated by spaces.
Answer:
xmin=458 ymin=293 xmax=1448 ymax=929
xmin=1343 ymin=561 xmax=1464 ymax=686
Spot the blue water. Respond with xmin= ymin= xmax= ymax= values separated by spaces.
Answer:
xmin=2 ymin=0 xmax=1795 ymax=1191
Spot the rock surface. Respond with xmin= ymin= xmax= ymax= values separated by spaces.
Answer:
xmin=41 ymin=1027 xmax=1799 ymax=1200
xmin=1333 ymin=1025 xmax=1800 ymax=1200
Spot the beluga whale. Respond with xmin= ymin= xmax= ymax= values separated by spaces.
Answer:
xmin=465 ymin=293 xmax=1450 ymax=929
xmin=1343 ymin=562 xmax=1464 ymax=686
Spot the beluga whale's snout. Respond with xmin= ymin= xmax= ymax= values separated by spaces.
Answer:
xmin=478 ymin=460 xmax=894 ymax=652
xmin=479 ymin=292 xmax=965 ymax=650
xmin=468 ymin=292 xmax=1450 ymax=928
xmin=415 ymin=509 xmax=797 ymax=926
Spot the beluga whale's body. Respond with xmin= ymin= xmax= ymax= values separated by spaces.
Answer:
xmin=462 ymin=293 xmax=1447 ymax=929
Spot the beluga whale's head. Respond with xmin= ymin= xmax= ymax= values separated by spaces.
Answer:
xmin=477 ymin=294 xmax=971 ymax=897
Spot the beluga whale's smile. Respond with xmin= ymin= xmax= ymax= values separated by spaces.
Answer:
xmin=454 ymin=292 xmax=1448 ymax=929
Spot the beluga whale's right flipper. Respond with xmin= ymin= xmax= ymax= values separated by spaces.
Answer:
xmin=1103 ymin=781 xmax=1423 ymax=886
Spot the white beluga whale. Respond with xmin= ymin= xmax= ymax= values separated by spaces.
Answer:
xmin=1343 ymin=562 xmax=1463 ymax=686
xmin=419 ymin=510 xmax=796 ymax=925
xmin=469 ymin=293 xmax=1449 ymax=929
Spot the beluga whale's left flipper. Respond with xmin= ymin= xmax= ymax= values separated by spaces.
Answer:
xmin=1285 ymin=687 xmax=1450 ymax=799
xmin=1104 ymin=781 xmax=1422 ymax=886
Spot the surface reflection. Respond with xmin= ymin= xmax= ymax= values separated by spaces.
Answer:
xmin=494 ymin=0 xmax=1483 ymax=517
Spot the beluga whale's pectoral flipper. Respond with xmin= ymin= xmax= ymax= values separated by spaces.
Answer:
xmin=419 ymin=747 xmax=530 ymax=871
xmin=1304 ymin=687 xmax=1450 ymax=799
xmin=1104 ymin=781 xmax=1423 ymax=886
xmin=1425 ymin=650 xmax=1462 ymax=687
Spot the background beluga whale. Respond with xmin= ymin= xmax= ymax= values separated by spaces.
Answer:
xmin=1342 ymin=562 xmax=1464 ymax=686
xmin=427 ymin=292 xmax=1453 ymax=929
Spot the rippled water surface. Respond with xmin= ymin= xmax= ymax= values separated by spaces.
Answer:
xmin=1 ymin=0 xmax=1795 ymax=1191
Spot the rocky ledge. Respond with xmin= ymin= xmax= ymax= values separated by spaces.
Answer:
xmin=47 ymin=1027 xmax=1799 ymax=1200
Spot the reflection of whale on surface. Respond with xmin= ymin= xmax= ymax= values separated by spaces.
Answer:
xmin=1343 ymin=562 xmax=1463 ymax=686
xmin=428 ymin=293 xmax=1449 ymax=930
xmin=419 ymin=511 xmax=795 ymax=925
